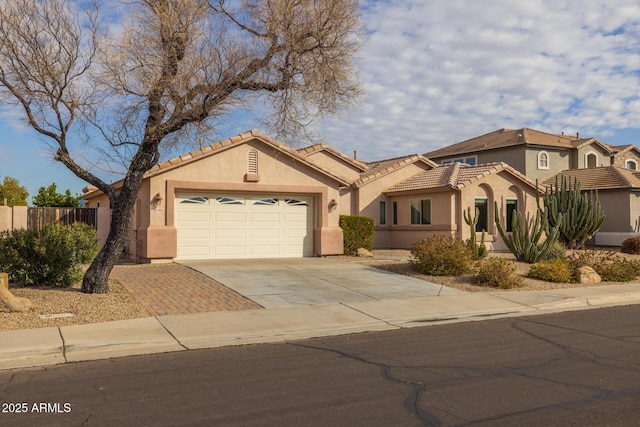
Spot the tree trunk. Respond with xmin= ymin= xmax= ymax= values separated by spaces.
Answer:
xmin=81 ymin=172 xmax=144 ymax=294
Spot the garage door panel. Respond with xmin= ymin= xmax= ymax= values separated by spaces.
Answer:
xmin=216 ymin=212 xmax=247 ymax=221
xmin=178 ymin=212 xmax=211 ymax=222
xmin=176 ymin=192 xmax=313 ymax=260
xmin=179 ymin=229 xmax=211 ymax=239
xmin=215 ymin=228 xmax=246 ymax=238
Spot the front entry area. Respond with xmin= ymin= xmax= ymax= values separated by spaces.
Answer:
xmin=175 ymin=192 xmax=314 ymax=260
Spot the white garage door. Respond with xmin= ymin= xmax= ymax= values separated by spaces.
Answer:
xmin=175 ymin=193 xmax=314 ymax=259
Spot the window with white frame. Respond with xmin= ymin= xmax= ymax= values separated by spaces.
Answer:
xmin=475 ymin=198 xmax=488 ymax=232
xmin=440 ymin=156 xmax=477 ymax=165
xmin=410 ymin=199 xmax=431 ymax=225
xmin=537 ymin=151 xmax=549 ymax=170
xmin=626 ymin=159 xmax=638 ymax=170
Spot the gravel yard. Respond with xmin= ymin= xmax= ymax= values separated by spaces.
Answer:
xmin=2 ymin=249 xmax=639 ymax=332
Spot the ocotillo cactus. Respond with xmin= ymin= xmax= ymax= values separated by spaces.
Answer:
xmin=494 ymin=201 xmax=560 ymax=263
xmin=463 ymin=206 xmax=487 ymax=259
xmin=540 ymin=176 xmax=605 ymax=249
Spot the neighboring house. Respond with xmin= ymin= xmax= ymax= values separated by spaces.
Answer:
xmin=83 ymin=130 xmax=543 ymax=261
xmin=381 ymin=162 xmax=540 ymax=251
xmin=544 ymin=167 xmax=640 ymax=246
xmin=424 ymin=127 xmax=634 ymax=183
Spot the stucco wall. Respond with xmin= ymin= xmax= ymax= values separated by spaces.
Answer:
xmin=140 ymin=139 xmax=346 ymax=259
xmin=597 ymin=190 xmax=631 ymax=233
xmin=305 ymin=151 xmax=362 ymax=182
xmin=524 ymin=148 xmax=570 ymax=182
xmin=576 ymin=144 xmax=610 ymax=169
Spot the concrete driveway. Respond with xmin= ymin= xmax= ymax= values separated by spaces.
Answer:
xmin=179 ymin=258 xmax=463 ymax=308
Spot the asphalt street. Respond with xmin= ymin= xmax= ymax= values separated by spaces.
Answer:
xmin=2 ymin=305 xmax=640 ymax=426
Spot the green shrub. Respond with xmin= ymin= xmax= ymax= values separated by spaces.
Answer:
xmin=569 ymin=250 xmax=640 ymax=282
xmin=0 ymin=223 xmax=99 ymax=287
xmin=474 ymin=257 xmax=522 ymax=289
xmin=339 ymin=215 xmax=375 ymax=255
xmin=528 ymin=258 xmax=574 ymax=283
xmin=621 ymin=236 xmax=640 ymax=255
xmin=409 ymin=235 xmax=473 ymax=276
xmin=541 ymin=241 xmax=567 ymax=261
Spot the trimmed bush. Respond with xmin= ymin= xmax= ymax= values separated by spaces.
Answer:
xmin=528 ymin=258 xmax=574 ymax=283
xmin=474 ymin=257 xmax=522 ymax=289
xmin=339 ymin=215 xmax=375 ymax=255
xmin=621 ymin=236 xmax=640 ymax=255
xmin=409 ymin=235 xmax=473 ymax=276
xmin=0 ymin=223 xmax=99 ymax=287
xmin=569 ymin=250 xmax=640 ymax=282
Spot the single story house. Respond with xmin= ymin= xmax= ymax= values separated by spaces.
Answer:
xmin=83 ymin=130 xmax=542 ymax=262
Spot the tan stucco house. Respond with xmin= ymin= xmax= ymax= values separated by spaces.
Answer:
xmin=83 ymin=130 xmax=542 ymax=262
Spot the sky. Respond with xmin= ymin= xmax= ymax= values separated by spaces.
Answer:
xmin=3 ymin=0 xmax=640 ymax=201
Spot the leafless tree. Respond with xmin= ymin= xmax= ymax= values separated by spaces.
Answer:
xmin=0 ymin=0 xmax=362 ymax=293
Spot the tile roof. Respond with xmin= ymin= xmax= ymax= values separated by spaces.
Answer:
xmin=424 ymin=128 xmax=581 ymax=159
xmin=543 ymin=166 xmax=640 ymax=190
xmin=83 ymin=130 xmax=351 ymax=197
xmin=353 ymin=155 xmax=437 ymax=188
xmin=296 ymin=143 xmax=368 ymax=171
xmin=384 ymin=162 xmax=538 ymax=193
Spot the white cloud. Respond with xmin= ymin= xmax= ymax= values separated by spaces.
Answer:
xmin=318 ymin=0 xmax=640 ymax=160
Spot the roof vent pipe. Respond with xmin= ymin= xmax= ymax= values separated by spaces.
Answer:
xmin=576 ymin=132 xmax=579 ymax=139
xmin=353 ymin=150 xmax=357 ymax=160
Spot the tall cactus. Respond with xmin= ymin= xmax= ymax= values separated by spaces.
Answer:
xmin=464 ymin=206 xmax=487 ymax=259
xmin=494 ymin=201 xmax=560 ymax=263
xmin=540 ymin=176 xmax=605 ymax=249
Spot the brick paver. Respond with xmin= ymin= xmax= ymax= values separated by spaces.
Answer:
xmin=111 ymin=263 xmax=262 ymax=316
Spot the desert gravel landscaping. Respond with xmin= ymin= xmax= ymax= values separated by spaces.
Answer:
xmin=2 ymin=250 xmax=640 ymax=332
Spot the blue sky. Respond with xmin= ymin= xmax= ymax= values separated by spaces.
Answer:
xmin=3 ymin=0 xmax=640 ymax=201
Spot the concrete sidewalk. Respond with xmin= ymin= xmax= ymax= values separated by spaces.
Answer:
xmin=3 ymin=282 xmax=640 ymax=371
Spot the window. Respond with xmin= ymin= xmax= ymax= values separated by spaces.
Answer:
xmin=410 ymin=199 xmax=431 ymax=225
xmin=379 ymin=200 xmax=386 ymax=225
xmin=475 ymin=198 xmax=488 ymax=232
xmin=392 ymin=201 xmax=398 ymax=225
xmin=253 ymin=198 xmax=277 ymax=205
xmin=441 ymin=156 xmax=477 ymax=165
xmin=285 ymin=198 xmax=308 ymax=206
xmin=215 ymin=196 xmax=243 ymax=205
xmin=626 ymin=159 xmax=637 ymax=170
xmin=537 ymin=151 xmax=549 ymax=170
xmin=181 ymin=196 xmax=210 ymax=204
xmin=586 ymin=152 xmax=597 ymax=168
xmin=506 ymin=199 xmax=518 ymax=232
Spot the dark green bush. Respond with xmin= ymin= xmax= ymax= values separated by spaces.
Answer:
xmin=621 ymin=237 xmax=640 ymax=255
xmin=474 ymin=257 xmax=522 ymax=289
xmin=569 ymin=250 xmax=640 ymax=282
xmin=339 ymin=215 xmax=375 ymax=255
xmin=409 ymin=235 xmax=473 ymax=276
xmin=528 ymin=258 xmax=574 ymax=283
xmin=0 ymin=223 xmax=99 ymax=287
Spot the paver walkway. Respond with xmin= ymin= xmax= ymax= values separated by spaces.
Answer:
xmin=111 ymin=264 xmax=262 ymax=316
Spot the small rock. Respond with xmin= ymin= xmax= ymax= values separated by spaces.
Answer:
xmin=0 ymin=287 xmax=32 ymax=313
xmin=575 ymin=266 xmax=601 ymax=285
xmin=357 ymin=248 xmax=374 ymax=258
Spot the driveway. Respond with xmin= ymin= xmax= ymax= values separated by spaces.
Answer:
xmin=179 ymin=258 xmax=463 ymax=308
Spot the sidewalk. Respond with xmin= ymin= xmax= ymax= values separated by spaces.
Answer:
xmin=3 ymin=282 xmax=640 ymax=370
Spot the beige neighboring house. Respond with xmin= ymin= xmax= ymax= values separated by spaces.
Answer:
xmin=425 ymin=127 xmax=640 ymax=245
xmin=381 ymin=162 xmax=540 ymax=251
xmin=83 ymin=130 xmax=545 ymax=262
xmin=545 ymin=167 xmax=640 ymax=246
